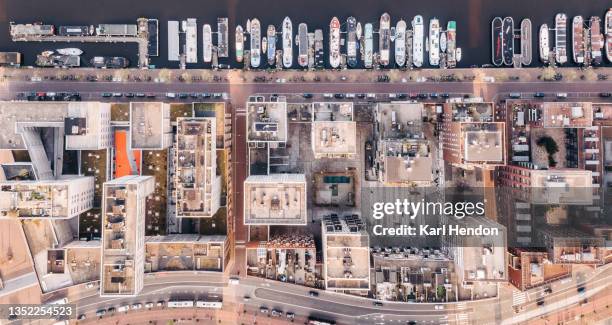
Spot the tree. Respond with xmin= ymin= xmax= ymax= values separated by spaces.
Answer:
xmin=437 ymin=285 xmax=446 ymax=300
xmin=536 ymin=136 xmax=559 ymax=167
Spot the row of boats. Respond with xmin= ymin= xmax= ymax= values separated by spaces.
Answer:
xmin=36 ymin=48 xmax=129 ymax=68
xmin=492 ymin=9 xmax=612 ymax=67
xmin=236 ymin=14 xmax=461 ymax=69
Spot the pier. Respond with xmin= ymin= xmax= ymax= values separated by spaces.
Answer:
xmin=10 ymin=18 xmax=157 ymax=68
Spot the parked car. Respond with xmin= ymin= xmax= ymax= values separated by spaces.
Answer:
xmin=96 ymin=309 xmax=106 ymax=316
xmin=434 ymin=305 xmax=445 ymax=310
xmin=308 ymin=291 xmax=319 ymax=297
xmin=260 ymin=307 xmax=269 ymax=314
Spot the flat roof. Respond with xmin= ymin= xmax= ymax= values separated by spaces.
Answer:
xmin=244 ymin=174 xmax=307 ymax=225
xmin=312 ymin=121 xmax=357 ymax=156
xmin=377 ymin=102 xmax=424 ymax=139
xmin=0 ymin=101 xmax=110 ymax=150
xmin=130 ymin=102 xmax=170 ymax=149
xmin=462 ymin=123 xmax=504 ymax=163
xmin=247 ymin=102 xmax=288 ymax=142
xmin=529 ymin=169 xmax=593 ymax=204
xmin=312 ymin=102 xmax=354 ymax=121
xmin=145 ymin=234 xmax=227 ymax=243
xmin=175 ymin=118 xmax=218 ymax=218
xmin=446 ymin=102 xmax=494 ymax=122
xmin=382 ymin=140 xmax=433 ymax=183
xmin=542 ymin=102 xmax=594 ymax=128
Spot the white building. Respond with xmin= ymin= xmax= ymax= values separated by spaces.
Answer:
xmin=101 ymin=175 xmax=154 ymax=297
xmin=0 ymin=176 xmax=94 ymax=219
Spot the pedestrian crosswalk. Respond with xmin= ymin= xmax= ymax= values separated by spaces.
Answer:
xmin=512 ymin=291 xmax=528 ymax=306
xmin=457 ymin=312 xmax=469 ymax=325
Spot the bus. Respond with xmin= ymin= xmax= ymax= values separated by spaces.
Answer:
xmin=46 ymin=298 xmax=68 ymax=305
xmin=308 ymin=317 xmax=336 ymax=325
xmin=196 ymin=301 xmax=222 ymax=309
xmin=167 ymin=300 xmax=194 ymax=308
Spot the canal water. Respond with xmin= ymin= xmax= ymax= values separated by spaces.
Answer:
xmin=0 ymin=0 xmax=610 ymax=68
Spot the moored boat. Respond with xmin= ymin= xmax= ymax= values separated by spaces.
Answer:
xmin=539 ymin=24 xmax=549 ymax=63
xmin=347 ymin=17 xmax=358 ymax=68
xmin=429 ymin=18 xmax=440 ymax=66
xmin=492 ymin=17 xmax=503 ymax=66
xmin=56 ymin=48 xmax=82 ymax=56
xmin=250 ymin=18 xmax=261 ymax=68
xmin=203 ymin=24 xmax=212 ymax=63
xmin=412 ymin=15 xmax=424 ymax=68
xmin=590 ymin=16 xmax=604 ymax=66
xmin=298 ymin=23 xmax=308 ymax=67
xmin=267 ymin=25 xmax=276 ymax=66
xmin=364 ymin=23 xmax=373 ymax=68
xmin=395 ymin=19 xmax=406 ymax=67
xmin=572 ymin=16 xmax=585 ymax=64
xmin=555 ymin=13 xmax=568 ymax=65
xmin=235 ymin=25 xmax=244 ymax=63
xmin=329 ymin=17 xmax=341 ymax=68
xmin=282 ymin=17 xmax=293 ymax=68
xmin=379 ymin=13 xmax=391 ymax=66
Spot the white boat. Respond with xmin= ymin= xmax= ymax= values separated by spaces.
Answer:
xmin=329 ymin=17 xmax=341 ymax=68
xmin=203 ymin=24 xmax=212 ymax=63
xmin=440 ymin=31 xmax=447 ymax=53
xmin=364 ymin=23 xmax=373 ymax=68
xmin=235 ymin=25 xmax=244 ymax=63
xmin=250 ymin=18 xmax=261 ymax=68
xmin=395 ymin=20 xmax=406 ymax=67
xmin=379 ymin=13 xmax=391 ymax=66
xmin=429 ymin=18 xmax=440 ymax=66
xmin=456 ymin=48 xmax=462 ymax=62
xmin=56 ymin=48 xmax=82 ymax=56
xmin=267 ymin=25 xmax=276 ymax=66
xmin=347 ymin=17 xmax=358 ymax=68
xmin=298 ymin=23 xmax=308 ymax=67
xmin=262 ymin=37 xmax=268 ymax=55
xmin=356 ymin=22 xmax=362 ymax=40
xmin=412 ymin=15 xmax=424 ymax=67
xmin=539 ymin=24 xmax=549 ymax=63
xmin=605 ymin=8 xmax=612 ymax=62
xmin=555 ymin=13 xmax=568 ymax=65
xmin=282 ymin=17 xmax=293 ymax=68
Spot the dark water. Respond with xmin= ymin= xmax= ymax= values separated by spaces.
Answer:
xmin=0 ymin=0 xmax=610 ymax=68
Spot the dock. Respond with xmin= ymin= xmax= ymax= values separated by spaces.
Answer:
xmin=0 ymin=52 xmax=21 ymax=67
xmin=520 ymin=18 xmax=532 ymax=66
xmin=184 ymin=18 xmax=198 ymax=63
xmin=168 ymin=21 xmax=180 ymax=61
xmin=217 ymin=18 xmax=229 ymax=58
xmin=10 ymin=19 xmax=157 ymax=68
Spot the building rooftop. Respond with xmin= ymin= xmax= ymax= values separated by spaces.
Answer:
xmin=377 ymin=102 xmax=424 ymax=139
xmin=101 ymin=175 xmax=154 ymax=296
xmin=0 ymin=176 xmax=94 ymax=219
xmin=445 ymin=102 xmax=494 ymax=123
xmin=244 ymin=174 xmax=307 ymax=225
xmin=379 ymin=139 xmax=433 ymax=184
xmin=462 ymin=122 xmax=505 ymax=164
xmin=322 ymin=214 xmax=370 ymax=291
xmin=175 ymin=117 xmax=220 ymax=218
xmin=145 ymin=234 xmax=227 ymax=243
xmin=247 ymin=102 xmax=288 ymax=142
xmin=129 ymin=102 xmax=171 ymax=149
xmin=0 ymin=101 xmax=111 ymax=150
xmin=529 ymin=169 xmax=593 ymax=204
xmin=312 ymin=102 xmax=354 ymax=121
xmin=312 ymin=121 xmax=357 ymax=158
xmin=542 ymin=102 xmax=594 ymax=128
